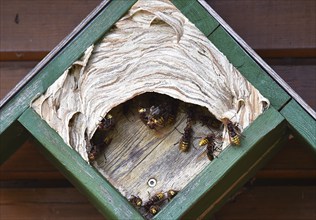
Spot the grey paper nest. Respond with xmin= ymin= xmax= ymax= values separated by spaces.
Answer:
xmin=32 ymin=0 xmax=269 ymax=200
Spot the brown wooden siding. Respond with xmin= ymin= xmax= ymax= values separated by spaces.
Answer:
xmin=1 ymin=0 xmax=315 ymax=219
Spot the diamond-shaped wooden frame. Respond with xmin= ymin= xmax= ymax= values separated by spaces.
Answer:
xmin=1 ymin=0 xmax=315 ymax=219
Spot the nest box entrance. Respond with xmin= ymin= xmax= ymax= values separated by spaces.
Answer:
xmin=30 ymin=0 xmax=270 ymax=218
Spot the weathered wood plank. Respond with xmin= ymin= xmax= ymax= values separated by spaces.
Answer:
xmin=18 ymin=108 xmax=144 ymax=220
xmin=281 ymin=99 xmax=316 ymax=152
xmin=83 ymin=96 xmax=225 ymax=210
xmin=2 ymin=131 xmax=314 ymax=182
xmin=0 ymin=0 xmax=137 ymax=134
xmin=171 ymin=0 xmax=219 ymax=36
xmin=208 ymin=26 xmax=290 ymax=110
xmin=155 ymin=107 xmax=287 ymax=219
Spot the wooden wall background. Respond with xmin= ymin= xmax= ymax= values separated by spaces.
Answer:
xmin=0 ymin=0 xmax=315 ymax=219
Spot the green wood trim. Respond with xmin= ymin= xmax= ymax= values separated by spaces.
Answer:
xmin=18 ymin=108 xmax=144 ymax=220
xmin=171 ymin=0 xmax=219 ymax=36
xmin=154 ymin=107 xmax=287 ymax=220
xmin=198 ymin=133 xmax=288 ymax=220
xmin=281 ymin=99 xmax=316 ymax=152
xmin=208 ymin=26 xmax=290 ymax=110
xmin=0 ymin=121 xmax=29 ymax=165
xmin=0 ymin=0 xmax=137 ymax=135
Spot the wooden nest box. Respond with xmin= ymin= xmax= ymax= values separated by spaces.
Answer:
xmin=1 ymin=0 xmax=315 ymax=219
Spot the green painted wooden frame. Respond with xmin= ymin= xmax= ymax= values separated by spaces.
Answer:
xmin=18 ymin=108 xmax=143 ymax=219
xmin=0 ymin=0 xmax=138 ymax=164
xmin=196 ymin=0 xmax=315 ymax=152
xmin=1 ymin=0 xmax=315 ymax=219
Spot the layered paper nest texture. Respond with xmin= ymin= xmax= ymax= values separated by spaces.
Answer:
xmin=32 ymin=0 xmax=269 ymax=162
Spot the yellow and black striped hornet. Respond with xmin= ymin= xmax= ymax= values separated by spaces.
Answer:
xmin=88 ymin=136 xmax=112 ymax=161
xmin=137 ymin=94 xmax=178 ymax=130
xmin=206 ymin=140 xmax=221 ymax=161
xmin=146 ymin=104 xmax=177 ymax=130
xmin=87 ymin=145 xmax=99 ymax=161
xmin=98 ymin=114 xmax=115 ymax=131
xmin=138 ymin=105 xmax=163 ymax=129
xmin=147 ymin=106 xmax=166 ymax=129
xmin=199 ymin=134 xmax=221 ymax=161
xmin=138 ymin=107 xmax=149 ymax=125
xmin=149 ymin=205 xmax=161 ymax=215
xmin=178 ymin=124 xmax=192 ymax=152
xmin=129 ymin=195 xmax=143 ymax=208
xmin=88 ymin=113 xmax=115 ymax=162
xmin=223 ymin=118 xmax=242 ymax=146
xmin=167 ymin=189 xmax=179 ymax=201
xmin=198 ymin=133 xmax=216 ymax=147
xmin=178 ymin=106 xmax=195 ymax=152
xmin=143 ymin=192 xmax=165 ymax=210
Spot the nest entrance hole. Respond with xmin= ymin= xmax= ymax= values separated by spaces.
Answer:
xmin=89 ymin=92 xmax=224 ymax=218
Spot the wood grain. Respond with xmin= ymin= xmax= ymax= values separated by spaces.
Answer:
xmin=0 ymin=188 xmax=104 ymax=220
xmin=208 ymin=26 xmax=290 ymax=110
xmin=90 ymin=98 xmax=219 ymax=203
xmin=213 ymin=185 xmax=316 ymax=220
xmin=200 ymin=0 xmax=316 ymax=120
xmin=0 ymin=0 xmax=102 ymax=56
xmin=206 ymin=0 xmax=316 ymax=52
xmin=1 ymin=185 xmax=314 ymax=220
xmin=18 ymin=108 xmax=143 ymax=220
xmin=156 ymin=108 xmax=287 ymax=219
xmin=0 ymin=0 xmax=138 ymax=134
xmin=171 ymin=0 xmax=219 ymax=36
xmin=2 ymin=132 xmax=314 ymax=182
xmin=0 ymin=138 xmax=64 ymax=181
xmin=273 ymin=64 xmax=316 ymax=110
xmin=0 ymin=0 xmax=315 ymax=219
xmin=0 ymin=61 xmax=37 ymax=99
xmin=281 ymin=100 xmax=316 ymax=151
xmin=1 ymin=0 xmax=315 ymax=60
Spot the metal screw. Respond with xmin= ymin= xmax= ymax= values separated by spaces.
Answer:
xmin=148 ymin=178 xmax=157 ymax=187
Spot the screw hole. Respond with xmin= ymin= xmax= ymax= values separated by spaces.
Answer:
xmin=148 ymin=178 xmax=157 ymax=187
